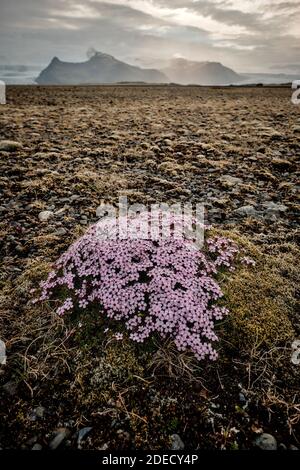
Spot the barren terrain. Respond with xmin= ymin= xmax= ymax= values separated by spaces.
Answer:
xmin=0 ymin=85 xmax=299 ymax=450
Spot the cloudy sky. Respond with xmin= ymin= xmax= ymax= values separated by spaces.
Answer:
xmin=0 ymin=0 xmax=299 ymax=72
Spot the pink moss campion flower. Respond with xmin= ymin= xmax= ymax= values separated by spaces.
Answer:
xmin=37 ymin=214 xmax=241 ymax=361
xmin=241 ymin=256 xmax=256 ymax=266
xmin=114 ymin=333 xmax=124 ymax=341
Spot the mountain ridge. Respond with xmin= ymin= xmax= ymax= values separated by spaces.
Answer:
xmin=163 ymin=58 xmax=242 ymax=85
xmin=36 ymin=52 xmax=167 ymax=85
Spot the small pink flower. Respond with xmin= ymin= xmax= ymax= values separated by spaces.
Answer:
xmin=114 ymin=333 xmax=124 ymax=341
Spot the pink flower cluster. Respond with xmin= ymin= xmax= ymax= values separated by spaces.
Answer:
xmin=37 ymin=220 xmax=240 ymax=361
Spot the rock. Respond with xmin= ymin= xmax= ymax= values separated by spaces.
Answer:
xmin=210 ymin=402 xmax=220 ymax=409
xmin=0 ymin=339 xmax=6 ymax=365
xmin=117 ymin=430 xmax=131 ymax=443
xmin=27 ymin=436 xmax=38 ymax=446
xmin=289 ymin=444 xmax=299 ymax=450
xmin=36 ymin=169 xmax=50 ymax=176
xmin=239 ymin=392 xmax=247 ymax=405
xmin=28 ymin=406 xmax=45 ymax=421
xmin=54 ymin=227 xmax=67 ymax=236
xmin=0 ymin=140 xmax=23 ymax=152
xmin=253 ymin=433 xmax=277 ymax=450
xmin=278 ymin=443 xmax=287 ymax=450
xmin=263 ymin=202 xmax=288 ymax=213
xmin=271 ymin=158 xmax=294 ymax=171
xmin=219 ymin=175 xmax=243 ymax=187
xmin=269 ymin=130 xmax=282 ymax=140
xmin=70 ymin=194 xmax=81 ymax=201
xmin=32 ymin=443 xmax=43 ymax=450
xmin=38 ymin=210 xmax=54 ymax=222
xmin=232 ymin=205 xmax=259 ymax=217
xmin=170 ymin=434 xmax=185 ymax=450
xmin=2 ymin=380 xmax=17 ymax=396
xmin=15 ymin=244 xmax=25 ymax=254
xmin=259 ymin=127 xmax=282 ymax=139
xmin=33 ymin=152 xmax=60 ymax=159
xmin=35 ymin=406 xmax=45 ymax=418
xmin=55 ymin=207 xmax=67 ymax=216
xmin=77 ymin=427 xmax=92 ymax=449
xmin=49 ymin=428 xmax=70 ymax=450
xmin=59 ymin=197 xmax=70 ymax=203
xmin=99 ymin=443 xmax=109 ymax=450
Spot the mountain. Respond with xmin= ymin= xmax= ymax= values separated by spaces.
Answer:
xmin=239 ymin=72 xmax=300 ymax=85
xmin=36 ymin=52 xmax=167 ymax=85
xmin=163 ymin=58 xmax=242 ymax=85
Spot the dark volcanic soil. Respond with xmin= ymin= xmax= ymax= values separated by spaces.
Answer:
xmin=0 ymin=85 xmax=299 ymax=450
xmin=2 ymin=85 xmax=300 ymax=240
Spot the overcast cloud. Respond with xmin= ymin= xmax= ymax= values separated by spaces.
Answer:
xmin=0 ymin=0 xmax=299 ymax=72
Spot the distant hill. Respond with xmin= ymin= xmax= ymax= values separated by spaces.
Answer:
xmin=163 ymin=58 xmax=242 ymax=85
xmin=239 ymin=72 xmax=300 ymax=85
xmin=36 ymin=52 xmax=167 ymax=85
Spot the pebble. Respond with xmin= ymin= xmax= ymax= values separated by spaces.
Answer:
xmin=55 ymin=207 xmax=67 ymax=216
xmin=2 ymin=380 xmax=17 ymax=396
xmin=38 ymin=210 xmax=54 ymax=222
xmin=77 ymin=427 xmax=92 ymax=449
xmin=271 ymin=158 xmax=294 ymax=171
xmin=239 ymin=392 xmax=247 ymax=405
xmin=278 ymin=443 xmax=287 ymax=450
xmin=0 ymin=140 xmax=23 ymax=152
xmin=28 ymin=407 xmax=43 ymax=421
xmin=33 ymin=152 xmax=60 ymax=159
xmin=49 ymin=428 xmax=70 ymax=450
xmin=253 ymin=433 xmax=277 ymax=450
xmin=54 ymin=227 xmax=67 ymax=236
xmin=99 ymin=443 xmax=109 ymax=450
xmin=263 ymin=202 xmax=288 ymax=213
xmin=27 ymin=436 xmax=38 ymax=446
xmin=219 ymin=175 xmax=243 ymax=186
xmin=32 ymin=443 xmax=43 ymax=451
xmin=170 ymin=434 xmax=185 ymax=450
xmin=36 ymin=169 xmax=50 ymax=176
xmin=70 ymin=194 xmax=81 ymax=201
xmin=232 ymin=205 xmax=259 ymax=217
xmin=35 ymin=406 xmax=45 ymax=418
